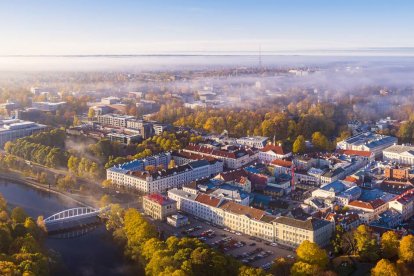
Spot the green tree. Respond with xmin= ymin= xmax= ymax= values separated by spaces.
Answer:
xmin=238 ymin=265 xmax=268 ymax=276
xmin=290 ymin=261 xmax=320 ymax=276
xmin=87 ymin=108 xmax=96 ymax=119
xmin=293 ymin=135 xmax=306 ymax=154
xmin=311 ymin=131 xmax=330 ymax=151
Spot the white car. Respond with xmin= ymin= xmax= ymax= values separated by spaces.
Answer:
xmin=235 ymin=232 xmax=242 ymax=236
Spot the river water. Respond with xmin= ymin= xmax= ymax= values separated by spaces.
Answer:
xmin=0 ymin=179 xmax=143 ymax=276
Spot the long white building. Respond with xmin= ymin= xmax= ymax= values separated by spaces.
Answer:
xmin=337 ymin=132 xmax=397 ymax=157
xmin=168 ymin=187 xmax=334 ymax=246
xmin=107 ymin=157 xmax=223 ymax=193
xmin=0 ymin=119 xmax=47 ymax=147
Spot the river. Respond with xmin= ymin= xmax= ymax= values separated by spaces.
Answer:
xmin=0 ymin=179 xmax=144 ymax=276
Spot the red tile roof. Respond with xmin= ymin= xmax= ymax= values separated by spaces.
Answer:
xmin=220 ymin=201 xmax=265 ymax=220
xmin=348 ymin=199 xmax=386 ymax=210
xmin=195 ymin=193 xmax=222 ymax=207
xmin=338 ymin=149 xmax=372 ymax=157
xmin=393 ymin=188 xmax=414 ymax=205
xmin=145 ymin=193 xmax=174 ymax=206
xmin=215 ymin=168 xmax=248 ymax=183
xmin=261 ymin=144 xmax=286 ymax=155
xmin=270 ymin=159 xmax=293 ymax=168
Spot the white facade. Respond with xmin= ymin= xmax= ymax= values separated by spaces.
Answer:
xmin=383 ymin=144 xmax=414 ymax=165
xmin=0 ymin=119 xmax=47 ymax=146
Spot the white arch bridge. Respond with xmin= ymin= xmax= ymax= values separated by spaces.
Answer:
xmin=44 ymin=206 xmax=109 ymax=232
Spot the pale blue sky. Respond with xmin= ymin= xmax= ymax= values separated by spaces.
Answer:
xmin=0 ymin=0 xmax=413 ymax=55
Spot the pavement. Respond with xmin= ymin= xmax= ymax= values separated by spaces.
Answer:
xmin=149 ymin=213 xmax=296 ymax=269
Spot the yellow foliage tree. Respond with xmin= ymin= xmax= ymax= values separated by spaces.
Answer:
xmin=399 ymin=235 xmax=414 ymax=263
xmin=371 ymin=259 xmax=398 ymax=276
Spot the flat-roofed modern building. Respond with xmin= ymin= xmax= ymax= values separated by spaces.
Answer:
xmin=0 ymin=119 xmax=47 ymax=147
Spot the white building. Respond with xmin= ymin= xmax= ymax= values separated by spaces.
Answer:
xmin=107 ymin=158 xmax=218 ymax=193
xmin=388 ymin=189 xmax=414 ymax=220
xmin=337 ymin=132 xmax=397 ymax=158
xmin=0 ymin=119 xmax=47 ymax=146
xmin=236 ymin=136 xmax=268 ymax=149
xmin=97 ymin=114 xmax=135 ymax=128
xmin=383 ymin=144 xmax=414 ymax=165
xmin=32 ymin=101 xmax=66 ymax=112
xmin=259 ymin=144 xmax=292 ymax=163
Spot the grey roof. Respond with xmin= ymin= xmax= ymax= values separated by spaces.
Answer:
xmin=275 ymin=216 xmax=332 ymax=231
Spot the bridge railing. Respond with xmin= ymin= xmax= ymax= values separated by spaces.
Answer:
xmin=44 ymin=207 xmax=100 ymax=224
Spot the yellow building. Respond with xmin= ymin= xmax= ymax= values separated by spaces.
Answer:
xmin=143 ymin=193 xmax=177 ymax=220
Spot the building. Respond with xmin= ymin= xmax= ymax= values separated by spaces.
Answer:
xmin=388 ymin=189 xmax=414 ymax=220
xmin=325 ymin=212 xmax=361 ymax=231
xmin=0 ymin=119 xmax=47 ymax=147
xmin=259 ymin=144 xmax=292 ymax=163
xmin=143 ymin=193 xmax=177 ymax=220
xmin=183 ymin=143 xmax=258 ymax=169
xmin=167 ymin=214 xmax=189 ymax=227
xmin=32 ymin=101 xmax=66 ymax=112
xmin=236 ymin=136 xmax=268 ymax=148
xmin=97 ymin=114 xmax=135 ymax=128
xmin=107 ymin=133 xmax=141 ymax=145
xmin=101 ymin=96 xmax=120 ymax=105
xmin=273 ymin=216 xmax=334 ymax=247
xmin=107 ymin=157 xmax=218 ymax=193
xmin=383 ymin=144 xmax=414 ymax=165
xmin=214 ymin=169 xmax=251 ymax=193
xmin=337 ymin=132 xmax=397 ymax=157
xmin=347 ymin=199 xmax=388 ymax=224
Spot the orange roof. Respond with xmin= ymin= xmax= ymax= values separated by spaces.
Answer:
xmin=348 ymin=199 xmax=386 ymax=210
xmin=195 ymin=193 xmax=221 ymax=207
xmin=344 ymin=176 xmax=359 ymax=184
xmin=215 ymin=169 xmax=248 ymax=183
xmin=220 ymin=201 xmax=265 ymax=220
xmin=270 ymin=159 xmax=293 ymax=167
xmin=261 ymin=144 xmax=286 ymax=155
xmin=339 ymin=149 xmax=372 ymax=157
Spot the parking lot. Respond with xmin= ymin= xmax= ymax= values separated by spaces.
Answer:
xmin=150 ymin=213 xmax=295 ymax=270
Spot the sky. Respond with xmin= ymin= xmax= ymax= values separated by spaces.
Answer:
xmin=0 ymin=0 xmax=414 ymax=55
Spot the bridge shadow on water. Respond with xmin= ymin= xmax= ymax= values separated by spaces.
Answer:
xmin=47 ymin=220 xmax=102 ymax=239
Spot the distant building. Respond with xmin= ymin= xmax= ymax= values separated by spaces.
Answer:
xmin=236 ymin=136 xmax=268 ymax=148
xmin=101 ymin=97 xmax=120 ymax=105
xmin=107 ymin=133 xmax=141 ymax=145
xmin=97 ymin=114 xmax=135 ymax=128
xmin=388 ymin=189 xmax=414 ymax=220
xmin=167 ymin=214 xmax=189 ymax=227
xmin=143 ymin=193 xmax=177 ymax=220
xmin=0 ymin=119 xmax=47 ymax=146
xmin=32 ymin=101 xmax=66 ymax=112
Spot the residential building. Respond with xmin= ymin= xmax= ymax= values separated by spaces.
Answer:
xmin=32 ymin=101 xmax=66 ymax=112
xmin=97 ymin=114 xmax=135 ymax=128
xmin=347 ymin=199 xmax=388 ymax=224
xmin=101 ymin=96 xmax=120 ymax=105
xmin=388 ymin=189 xmax=414 ymax=220
xmin=107 ymin=133 xmax=141 ymax=145
xmin=214 ymin=169 xmax=251 ymax=193
xmin=0 ymin=119 xmax=47 ymax=146
xmin=143 ymin=193 xmax=177 ymax=220
xmin=167 ymin=214 xmax=189 ymax=227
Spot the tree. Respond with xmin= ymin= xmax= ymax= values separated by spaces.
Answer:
xmin=354 ymin=225 xmax=379 ymax=261
xmin=73 ymin=115 xmax=81 ymax=126
xmin=11 ymin=207 xmax=28 ymax=223
xmin=0 ymin=194 xmax=6 ymax=210
xmin=168 ymin=159 xmax=176 ymax=169
xmin=87 ymin=108 xmax=96 ymax=119
xmin=101 ymin=179 xmax=112 ymax=188
xmin=311 ymin=132 xmax=330 ymax=151
xmin=290 ymin=261 xmax=320 ymax=276
xmin=270 ymin=257 xmax=293 ymax=276
xmin=293 ymin=135 xmax=306 ymax=154
xmin=238 ymin=265 xmax=268 ymax=276
xmin=399 ymin=235 xmax=414 ymax=263
xmin=381 ymin=231 xmax=399 ymax=259
xmin=331 ymin=225 xmax=345 ymax=255
xmin=296 ymin=240 xmax=328 ymax=269
xmin=99 ymin=195 xmax=111 ymax=208
xmin=0 ymin=261 xmax=20 ymax=275
xmin=371 ymin=259 xmax=398 ymax=276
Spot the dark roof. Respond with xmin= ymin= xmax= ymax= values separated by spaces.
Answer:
xmin=275 ymin=216 xmax=331 ymax=231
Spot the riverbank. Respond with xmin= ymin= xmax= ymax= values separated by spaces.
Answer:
xmin=0 ymin=171 xmax=98 ymax=208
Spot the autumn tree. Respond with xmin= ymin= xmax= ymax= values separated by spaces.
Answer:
xmin=293 ymin=135 xmax=306 ymax=154
xmin=296 ymin=240 xmax=328 ymax=269
xmin=381 ymin=231 xmax=399 ymax=259
xmin=354 ymin=225 xmax=379 ymax=261
xmin=311 ymin=131 xmax=330 ymax=151
xmin=371 ymin=259 xmax=398 ymax=276
xmin=399 ymin=235 xmax=414 ymax=263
